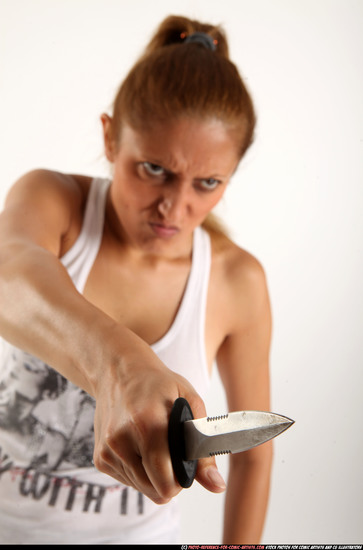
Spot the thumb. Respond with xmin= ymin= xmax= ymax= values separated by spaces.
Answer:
xmin=183 ymin=393 xmax=226 ymax=493
xmin=195 ymin=456 xmax=226 ymax=493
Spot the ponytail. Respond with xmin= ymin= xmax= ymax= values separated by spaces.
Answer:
xmin=110 ymin=15 xmax=256 ymax=160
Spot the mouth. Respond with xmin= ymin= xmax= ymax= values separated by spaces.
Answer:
xmin=149 ymin=222 xmax=180 ymax=238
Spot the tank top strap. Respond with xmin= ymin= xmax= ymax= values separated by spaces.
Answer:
xmin=61 ymin=177 xmax=111 ymax=293
xmin=152 ymin=226 xmax=211 ymax=398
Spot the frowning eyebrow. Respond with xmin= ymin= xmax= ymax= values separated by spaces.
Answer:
xmin=141 ymin=156 xmax=227 ymax=181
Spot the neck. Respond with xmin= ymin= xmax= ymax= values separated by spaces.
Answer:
xmin=105 ymin=192 xmax=194 ymax=263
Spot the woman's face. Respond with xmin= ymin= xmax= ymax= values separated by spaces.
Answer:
xmin=103 ymin=116 xmax=240 ymax=257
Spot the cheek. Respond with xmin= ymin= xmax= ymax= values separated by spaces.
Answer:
xmin=110 ymin=178 xmax=135 ymax=211
xmin=192 ymin=199 xmax=222 ymax=225
xmin=198 ymin=189 xmax=226 ymax=215
xmin=112 ymin=183 xmax=159 ymax=220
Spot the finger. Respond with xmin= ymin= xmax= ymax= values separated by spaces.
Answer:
xmin=95 ymin=441 xmax=169 ymax=503
xmin=194 ymin=455 xmax=226 ymax=493
xmin=94 ymin=425 xmax=140 ymax=487
xmin=104 ymin=422 xmax=176 ymax=504
xmin=180 ymin=392 xmax=226 ymax=492
xmin=112 ymin=456 xmax=166 ymax=503
xmin=139 ymin=418 xmax=181 ymax=502
xmin=93 ymin=445 xmax=130 ymax=486
xmin=184 ymin=390 xmax=207 ymax=421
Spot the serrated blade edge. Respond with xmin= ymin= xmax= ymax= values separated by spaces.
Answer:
xmin=183 ymin=410 xmax=294 ymax=460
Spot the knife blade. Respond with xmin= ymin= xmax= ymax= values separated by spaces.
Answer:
xmin=168 ymin=397 xmax=294 ymax=488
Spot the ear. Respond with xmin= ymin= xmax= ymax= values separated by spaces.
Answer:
xmin=100 ymin=113 xmax=117 ymax=162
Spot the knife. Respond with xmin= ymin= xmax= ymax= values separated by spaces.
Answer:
xmin=168 ymin=397 xmax=294 ymax=488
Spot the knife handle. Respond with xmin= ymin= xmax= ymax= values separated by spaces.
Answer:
xmin=168 ymin=397 xmax=197 ymax=488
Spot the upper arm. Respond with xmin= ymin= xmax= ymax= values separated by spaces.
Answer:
xmin=216 ymin=250 xmax=273 ymax=468
xmin=0 ymin=169 xmax=83 ymax=258
xmin=216 ymin=249 xmax=272 ymax=414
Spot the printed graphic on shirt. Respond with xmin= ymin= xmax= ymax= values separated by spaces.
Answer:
xmin=0 ymin=347 xmax=144 ymax=515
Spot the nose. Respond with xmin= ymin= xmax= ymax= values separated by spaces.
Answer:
xmin=158 ymin=197 xmax=173 ymax=216
xmin=157 ymin=183 xmax=190 ymax=220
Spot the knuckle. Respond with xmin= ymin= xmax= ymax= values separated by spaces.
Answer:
xmin=100 ymin=439 xmax=112 ymax=459
xmin=154 ymin=476 xmax=180 ymax=502
xmin=161 ymin=486 xmax=179 ymax=502
xmin=153 ymin=495 xmax=171 ymax=506
xmin=93 ymin=439 xmax=113 ymax=470
xmin=145 ymin=447 xmax=163 ymax=468
xmin=104 ymin=427 xmax=128 ymax=459
xmin=130 ymin=410 xmax=150 ymax=441
xmin=156 ymin=483 xmax=173 ymax=500
xmin=92 ymin=451 xmax=105 ymax=472
xmin=187 ymin=393 xmax=206 ymax=418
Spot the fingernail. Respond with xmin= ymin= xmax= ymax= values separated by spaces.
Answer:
xmin=207 ymin=467 xmax=226 ymax=490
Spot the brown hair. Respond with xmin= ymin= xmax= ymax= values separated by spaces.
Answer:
xmin=109 ymin=15 xmax=256 ymax=235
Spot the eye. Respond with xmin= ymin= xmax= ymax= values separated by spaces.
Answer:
xmin=142 ymin=162 xmax=166 ymax=177
xmin=197 ymin=178 xmax=221 ymax=191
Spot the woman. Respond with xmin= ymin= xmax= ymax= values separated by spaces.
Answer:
xmin=0 ymin=15 xmax=272 ymax=544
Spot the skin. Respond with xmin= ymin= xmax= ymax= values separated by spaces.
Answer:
xmin=0 ymin=115 xmax=272 ymax=543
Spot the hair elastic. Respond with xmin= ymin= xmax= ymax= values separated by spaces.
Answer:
xmin=182 ymin=31 xmax=217 ymax=51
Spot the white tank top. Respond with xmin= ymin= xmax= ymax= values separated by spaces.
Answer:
xmin=0 ymin=177 xmax=212 ymax=544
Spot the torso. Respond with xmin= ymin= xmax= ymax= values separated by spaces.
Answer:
xmin=59 ymin=174 xmax=247 ymax=373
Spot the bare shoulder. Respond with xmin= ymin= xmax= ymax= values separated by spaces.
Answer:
xmin=210 ymin=230 xmax=268 ymax=296
xmin=2 ymin=169 xmax=91 ymax=255
xmin=209 ymin=230 xmax=270 ymax=331
xmin=5 ymin=169 xmax=85 ymax=209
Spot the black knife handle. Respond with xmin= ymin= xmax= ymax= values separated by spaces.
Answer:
xmin=168 ymin=397 xmax=198 ymax=488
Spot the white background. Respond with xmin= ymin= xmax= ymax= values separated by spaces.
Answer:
xmin=1 ymin=0 xmax=362 ymax=544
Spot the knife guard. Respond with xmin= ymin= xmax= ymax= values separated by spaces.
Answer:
xmin=168 ymin=397 xmax=197 ymax=488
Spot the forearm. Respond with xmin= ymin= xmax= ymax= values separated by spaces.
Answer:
xmin=222 ymin=444 xmax=273 ymax=544
xmin=0 ymin=243 xmax=140 ymax=396
xmin=0 ymin=242 xmax=227 ymax=503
